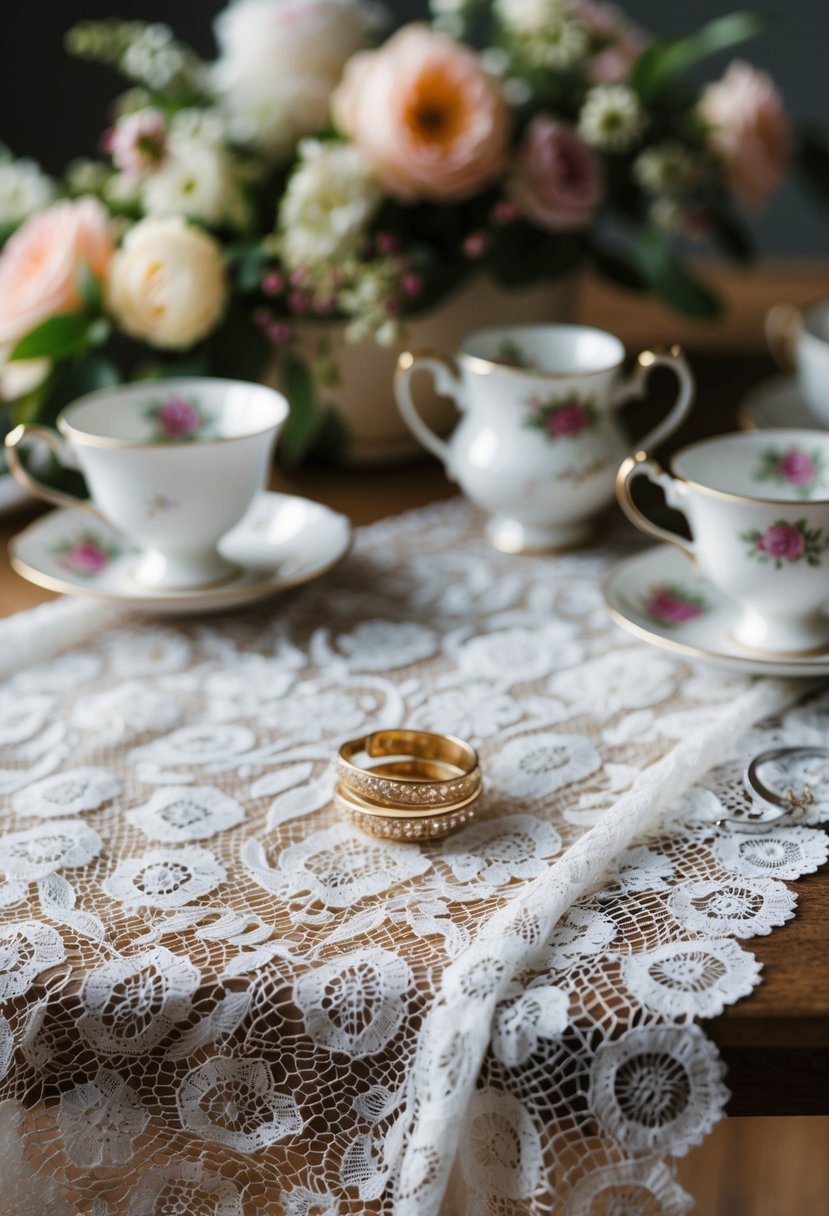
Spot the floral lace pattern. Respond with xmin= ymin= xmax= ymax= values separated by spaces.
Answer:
xmin=0 ymin=500 xmax=820 ymax=1215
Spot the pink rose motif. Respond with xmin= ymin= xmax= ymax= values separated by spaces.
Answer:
xmin=757 ymin=524 xmax=806 ymax=561
xmin=548 ymin=402 xmax=590 ymax=437
xmin=508 ymin=117 xmax=602 ymax=233
xmin=332 ymin=26 xmax=510 ymax=203
xmin=779 ymin=449 xmax=816 ymax=487
xmin=65 ymin=544 xmax=109 ymax=575
xmin=699 ymin=60 xmax=790 ymax=210
xmin=157 ymin=397 xmax=201 ymax=438
xmin=646 ymin=589 xmax=702 ymax=624
xmin=0 ymin=197 xmax=114 ymax=345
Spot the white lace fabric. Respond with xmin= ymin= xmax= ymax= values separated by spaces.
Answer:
xmin=0 ymin=501 xmax=822 ymax=1216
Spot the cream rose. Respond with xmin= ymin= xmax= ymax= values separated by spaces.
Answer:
xmin=332 ymin=25 xmax=510 ymax=203
xmin=700 ymin=60 xmax=790 ymax=210
xmin=0 ymin=197 xmax=113 ymax=346
xmin=107 ymin=217 xmax=227 ymax=349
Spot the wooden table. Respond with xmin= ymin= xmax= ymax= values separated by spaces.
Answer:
xmin=2 ymin=263 xmax=829 ymax=1118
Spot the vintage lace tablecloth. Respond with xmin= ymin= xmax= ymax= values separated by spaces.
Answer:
xmin=0 ymin=500 xmax=826 ymax=1216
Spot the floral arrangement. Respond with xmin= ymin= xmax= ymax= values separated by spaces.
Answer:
xmin=0 ymin=1 xmax=821 ymax=464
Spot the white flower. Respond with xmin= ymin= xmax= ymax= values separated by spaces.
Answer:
xmin=528 ymin=18 xmax=590 ymax=69
xmin=0 ymin=920 xmax=65 ymax=1000
xmin=715 ymin=827 xmax=829 ymax=881
xmin=78 ymin=945 xmax=201 ymax=1055
xmin=127 ymin=785 xmax=245 ymax=843
xmin=622 ymin=938 xmax=762 ymax=1020
xmin=0 ymin=345 xmax=50 ymax=402
xmin=0 ymin=820 xmax=103 ymax=881
xmin=494 ymin=0 xmax=567 ymax=35
xmin=579 ymin=83 xmax=647 ymax=151
xmin=57 ymin=1068 xmax=147 ymax=1166
xmin=109 ymin=108 xmax=167 ymax=179
xmin=0 ymin=157 xmax=54 ymax=225
xmin=143 ymin=141 xmax=249 ymax=230
xmin=213 ymin=0 xmax=369 ymax=160
xmin=491 ymin=981 xmax=570 ymax=1066
xmin=279 ymin=140 xmax=381 ymax=269
xmin=102 ymin=845 xmax=226 ymax=909
xmin=295 ymin=947 xmax=413 ymax=1057
xmin=634 ymin=141 xmax=699 ymax=196
xmin=107 ymin=216 xmax=227 ymax=349
xmin=12 ymin=767 xmax=121 ymax=819
xmin=120 ymin=23 xmax=186 ymax=90
xmin=177 ymin=1055 xmax=303 ymax=1151
xmin=668 ymin=877 xmax=796 ymax=938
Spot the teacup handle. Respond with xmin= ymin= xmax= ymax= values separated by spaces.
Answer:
xmin=616 ymin=449 xmax=696 ymax=563
xmin=4 ymin=424 xmax=104 ymax=519
xmin=765 ymin=303 xmax=800 ymax=373
xmin=612 ymin=345 xmax=695 ymax=452
xmin=395 ymin=349 xmax=461 ymax=472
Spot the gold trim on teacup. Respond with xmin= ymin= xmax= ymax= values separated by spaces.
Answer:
xmin=668 ymin=431 xmax=829 ymax=507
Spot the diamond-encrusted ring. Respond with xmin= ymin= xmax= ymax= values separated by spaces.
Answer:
xmin=334 ymin=782 xmax=481 ymax=841
xmin=336 ymin=729 xmax=481 ymax=811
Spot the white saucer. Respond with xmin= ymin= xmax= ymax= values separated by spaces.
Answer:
xmin=604 ymin=544 xmax=829 ymax=676
xmin=9 ymin=491 xmax=352 ymax=615
xmin=739 ymin=375 xmax=823 ymax=432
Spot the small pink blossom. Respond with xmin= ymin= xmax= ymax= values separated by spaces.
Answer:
xmin=66 ymin=543 xmax=109 ymax=574
xmin=779 ymin=449 xmax=816 ymax=487
xmin=757 ymin=524 xmax=805 ymax=561
xmin=109 ymin=109 xmax=167 ymax=179
xmin=645 ymin=589 xmax=702 ymax=624
xmin=401 ymin=273 xmax=424 ymax=297
xmin=548 ymin=402 xmax=589 ymax=436
xmin=700 ymin=60 xmax=790 ymax=209
xmin=491 ymin=199 xmax=520 ymax=225
xmin=261 ymin=271 xmax=284 ymax=297
xmin=267 ymin=321 xmax=292 ymax=344
xmin=289 ymin=268 xmax=308 ymax=287
xmin=287 ymin=290 xmax=310 ymax=313
xmin=462 ymin=231 xmax=491 ymax=259
xmin=508 ymin=117 xmax=602 ymax=233
xmin=158 ymin=397 xmax=201 ymax=438
xmin=376 ymin=232 xmax=400 ymax=255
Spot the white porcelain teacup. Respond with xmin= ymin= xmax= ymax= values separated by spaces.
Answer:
xmin=617 ymin=429 xmax=829 ymax=654
xmin=766 ymin=300 xmax=829 ymax=425
xmin=5 ymin=378 xmax=288 ymax=589
xmin=395 ymin=324 xmax=694 ymax=552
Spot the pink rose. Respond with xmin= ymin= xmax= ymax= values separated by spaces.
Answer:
xmin=779 ymin=449 xmax=816 ymax=487
xmin=332 ymin=25 xmax=510 ymax=203
xmin=508 ymin=118 xmax=602 ymax=232
xmin=548 ymin=401 xmax=590 ymax=436
xmin=158 ymin=397 xmax=201 ymax=437
xmin=107 ymin=109 xmax=167 ymax=179
xmin=757 ymin=524 xmax=805 ymax=561
xmin=65 ymin=543 xmax=109 ymax=574
xmin=646 ymin=589 xmax=702 ymax=624
xmin=573 ymin=2 xmax=649 ymax=85
xmin=0 ymin=197 xmax=114 ymax=346
xmin=699 ymin=60 xmax=790 ymax=209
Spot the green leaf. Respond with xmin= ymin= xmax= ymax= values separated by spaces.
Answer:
xmin=279 ymin=354 xmax=323 ymax=468
xmin=9 ymin=313 xmax=94 ymax=362
xmin=635 ymin=231 xmax=723 ymax=319
xmin=75 ymin=259 xmax=103 ymax=312
xmin=631 ymin=11 xmax=768 ymax=102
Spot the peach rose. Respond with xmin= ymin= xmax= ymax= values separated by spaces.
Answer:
xmin=0 ymin=197 xmax=114 ymax=346
xmin=700 ymin=60 xmax=790 ymax=209
xmin=332 ymin=25 xmax=510 ymax=203
xmin=508 ymin=117 xmax=602 ymax=231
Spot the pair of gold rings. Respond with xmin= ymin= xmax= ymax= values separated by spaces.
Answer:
xmin=336 ymin=729 xmax=482 ymax=841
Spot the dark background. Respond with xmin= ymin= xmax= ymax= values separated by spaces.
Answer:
xmin=1 ymin=0 xmax=827 ymax=254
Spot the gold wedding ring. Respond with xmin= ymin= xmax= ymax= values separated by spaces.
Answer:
xmin=336 ymin=729 xmax=482 ymax=840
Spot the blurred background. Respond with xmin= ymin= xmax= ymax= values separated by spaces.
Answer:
xmin=2 ymin=0 xmax=828 ymax=255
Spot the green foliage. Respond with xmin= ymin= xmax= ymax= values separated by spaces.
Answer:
xmin=634 ymin=231 xmax=723 ymax=319
xmin=279 ymin=354 xmax=324 ymax=468
xmin=9 ymin=313 xmax=98 ymax=362
xmin=631 ymin=11 xmax=768 ymax=103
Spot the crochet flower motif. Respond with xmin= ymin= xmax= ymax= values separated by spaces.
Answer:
xmin=622 ymin=938 xmax=762 ymax=1019
xmin=439 ymin=814 xmax=562 ymax=886
xmin=101 ymin=845 xmax=226 ymax=909
xmin=77 ymin=945 xmax=201 ymax=1055
xmin=459 ymin=1087 xmax=544 ymax=1200
xmin=491 ymin=981 xmax=570 ymax=1067
xmin=489 ymin=732 xmax=601 ymax=800
xmin=0 ymin=820 xmax=103 ymax=881
xmin=567 ymin=1159 xmax=693 ymax=1216
xmin=589 ymin=1024 xmax=728 ymax=1155
xmin=57 ymin=1068 xmax=147 ymax=1166
xmin=668 ymin=876 xmax=797 ymax=938
xmin=273 ymin=823 xmax=430 ymax=909
xmin=11 ymin=767 xmax=122 ymax=819
xmin=126 ymin=785 xmax=245 ymax=843
xmin=294 ymin=947 xmax=414 ymax=1058
xmin=128 ymin=1161 xmax=244 ymax=1216
xmin=0 ymin=920 xmax=65 ymax=1000
xmin=177 ymin=1056 xmax=303 ymax=1152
